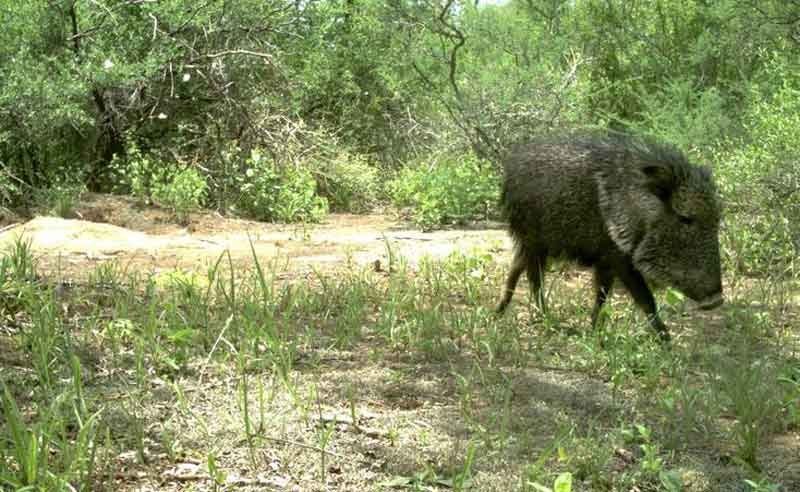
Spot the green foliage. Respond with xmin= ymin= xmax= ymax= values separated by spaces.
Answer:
xmin=744 ymin=477 xmax=783 ymax=492
xmin=111 ymin=142 xmax=207 ymax=223
xmin=389 ymin=152 xmax=499 ymax=230
xmin=4 ymin=0 xmax=800 ymax=467
xmin=779 ymin=364 xmax=800 ymax=430
xmin=570 ymin=1 xmax=764 ymax=126
xmin=0 ymin=236 xmax=39 ymax=320
xmin=407 ymin=1 xmax=592 ymax=154
xmin=235 ymin=149 xmax=328 ymax=223
xmin=713 ymin=331 xmax=786 ymax=471
xmin=287 ymin=1 xmax=417 ymax=161
xmin=0 ymin=0 xmax=797 ymax=230
xmin=529 ymin=472 xmax=573 ymax=492
xmin=315 ymin=151 xmax=381 ymax=213
xmin=152 ymin=167 xmax=207 ymax=224
xmin=637 ymin=81 xmax=731 ymax=151
xmin=713 ymin=55 xmax=800 ymax=277
xmin=1 ymin=356 xmax=100 ymax=491
xmin=0 ymin=236 xmax=37 ymax=283
xmin=0 ymin=166 xmax=22 ymax=210
xmin=33 ymin=179 xmax=85 ymax=218
xmin=111 ymin=142 xmax=164 ymax=204
xmin=1 ymin=381 xmax=45 ymax=488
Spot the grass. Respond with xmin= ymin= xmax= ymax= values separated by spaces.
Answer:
xmin=0 ymin=235 xmax=797 ymax=491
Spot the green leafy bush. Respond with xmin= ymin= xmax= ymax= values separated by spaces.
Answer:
xmin=315 ymin=151 xmax=381 ymax=213
xmin=389 ymin=152 xmax=499 ymax=230
xmin=110 ymin=142 xmax=206 ymax=223
xmin=0 ymin=167 xmax=22 ymax=210
xmin=236 ymin=149 xmax=328 ymax=223
xmin=713 ymin=58 xmax=800 ymax=277
xmin=33 ymin=179 xmax=85 ymax=218
xmin=637 ymin=80 xmax=732 ymax=152
xmin=111 ymin=142 xmax=165 ymax=204
xmin=151 ymin=167 xmax=207 ymax=224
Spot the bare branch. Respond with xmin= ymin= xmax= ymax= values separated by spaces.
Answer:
xmin=68 ymin=0 xmax=80 ymax=56
xmin=202 ymin=49 xmax=274 ymax=62
xmin=435 ymin=0 xmax=466 ymax=101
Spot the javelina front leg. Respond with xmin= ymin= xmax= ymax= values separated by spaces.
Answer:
xmin=617 ymin=263 xmax=670 ymax=343
xmin=590 ymin=265 xmax=614 ymax=328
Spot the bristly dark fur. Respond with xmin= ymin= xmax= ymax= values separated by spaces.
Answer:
xmin=496 ymin=129 xmax=723 ymax=342
xmin=500 ymin=130 xmax=694 ymax=212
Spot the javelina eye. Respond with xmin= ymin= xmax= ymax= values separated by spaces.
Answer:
xmin=678 ymin=215 xmax=693 ymax=225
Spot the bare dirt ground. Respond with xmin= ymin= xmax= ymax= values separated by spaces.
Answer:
xmin=0 ymin=193 xmax=511 ymax=280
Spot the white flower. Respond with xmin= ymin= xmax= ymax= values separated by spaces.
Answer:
xmin=103 ymin=59 xmax=114 ymax=69
xmin=157 ymin=113 xmax=167 ymax=120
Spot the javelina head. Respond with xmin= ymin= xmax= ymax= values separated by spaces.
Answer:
xmin=597 ymin=142 xmax=724 ymax=309
xmin=634 ymin=164 xmax=723 ymax=308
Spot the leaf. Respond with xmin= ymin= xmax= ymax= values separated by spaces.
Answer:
xmin=527 ymin=482 xmax=553 ymax=492
xmin=167 ymin=328 xmax=197 ymax=344
xmin=664 ymin=288 xmax=685 ymax=308
xmin=659 ymin=470 xmax=684 ymax=492
xmin=553 ymin=472 xmax=573 ymax=492
xmin=378 ymin=475 xmax=414 ymax=489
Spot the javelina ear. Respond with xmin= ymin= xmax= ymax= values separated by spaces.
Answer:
xmin=641 ymin=164 xmax=675 ymax=201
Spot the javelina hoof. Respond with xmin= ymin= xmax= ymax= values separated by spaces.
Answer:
xmin=697 ymin=292 xmax=724 ymax=310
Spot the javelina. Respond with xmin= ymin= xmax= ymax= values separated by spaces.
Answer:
xmin=495 ymin=131 xmax=723 ymax=341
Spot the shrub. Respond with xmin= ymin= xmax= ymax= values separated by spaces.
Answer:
xmin=32 ymin=179 xmax=85 ymax=218
xmin=236 ymin=148 xmax=328 ymax=223
xmin=151 ymin=167 xmax=207 ymax=224
xmin=636 ymin=80 xmax=733 ymax=153
xmin=0 ymin=166 xmax=22 ymax=211
xmin=713 ymin=58 xmax=800 ymax=277
xmin=110 ymin=142 xmax=206 ymax=223
xmin=111 ymin=142 xmax=162 ymax=203
xmin=315 ymin=151 xmax=380 ymax=213
xmin=388 ymin=152 xmax=499 ymax=230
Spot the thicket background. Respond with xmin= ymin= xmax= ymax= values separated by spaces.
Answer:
xmin=0 ymin=0 xmax=798 ymax=258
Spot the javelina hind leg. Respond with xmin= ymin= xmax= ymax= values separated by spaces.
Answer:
xmin=617 ymin=263 xmax=670 ymax=343
xmin=496 ymin=248 xmax=526 ymax=313
xmin=591 ymin=265 xmax=614 ymax=328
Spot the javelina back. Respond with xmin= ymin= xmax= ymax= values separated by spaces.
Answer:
xmin=496 ymin=131 xmax=723 ymax=341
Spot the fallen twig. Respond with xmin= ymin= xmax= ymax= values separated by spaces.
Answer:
xmin=0 ymin=223 xmax=21 ymax=234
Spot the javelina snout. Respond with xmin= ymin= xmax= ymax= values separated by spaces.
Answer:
xmin=496 ymin=131 xmax=724 ymax=342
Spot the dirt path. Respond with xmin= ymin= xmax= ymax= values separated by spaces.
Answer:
xmin=0 ymin=195 xmax=511 ymax=278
